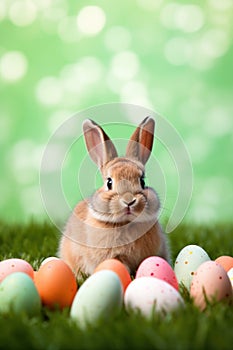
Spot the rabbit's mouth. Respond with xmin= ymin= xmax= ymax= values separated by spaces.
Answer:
xmin=122 ymin=206 xmax=138 ymax=219
xmin=125 ymin=207 xmax=133 ymax=216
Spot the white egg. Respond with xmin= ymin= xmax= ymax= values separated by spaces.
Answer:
xmin=227 ymin=267 xmax=233 ymax=288
xmin=124 ymin=277 xmax=184 ymax=318
xmin=70 ymin=270 xmax=123 ymax=328
xmin=40 ymin=256 xmax=59 ymax=266
xmin=174 ymin=245 xmax=210 ymax=290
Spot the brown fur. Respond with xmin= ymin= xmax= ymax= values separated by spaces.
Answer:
xmin=58 ymin=118 xmax=170 ymax=276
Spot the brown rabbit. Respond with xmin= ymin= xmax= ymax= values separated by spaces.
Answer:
xmin=58 ymin=117 xmax=170 ymax=276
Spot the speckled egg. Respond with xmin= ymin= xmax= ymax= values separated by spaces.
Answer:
xmin=0 ymin=258 xmax=34 ymax=283
xmin=190 ymin=261 xmax=232 ymax=310
xmin=124 ymin=277 xmax=184 ymax=318
xmin=136 ymin=256 xmax=178 ymax=290
xmin=70 ymin=270 xmax=123 ymax=328
xmin=174 ymin=245 xmax=211 ymax=290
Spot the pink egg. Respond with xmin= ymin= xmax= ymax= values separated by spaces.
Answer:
xmin=0 ymin=258 xmax=34 ymax=283
xmin=190 ymin=261 xmax=232 ymax=310
xmin=136 ymin=256 xmax=179 ymax=291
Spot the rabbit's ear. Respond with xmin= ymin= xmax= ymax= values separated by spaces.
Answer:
xmin=126 ymin=116 xmax=155 ymax=165
xmin=83 ymin=119 xmax=118 ymax=168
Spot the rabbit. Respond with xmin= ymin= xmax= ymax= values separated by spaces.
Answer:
xmin=58 ymin=116 xmax=170 ymax=277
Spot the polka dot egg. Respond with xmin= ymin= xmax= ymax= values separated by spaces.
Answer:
xmin=190 ymin=261 xmax=232 ymax=310
xmin=174 ymin=245 xmax=211 ymax=290
xmin=136 ymin=256 xmax=179 ymax=290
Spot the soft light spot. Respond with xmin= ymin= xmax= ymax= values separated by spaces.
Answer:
xmin=111 ymin=51 xmax=140 ymax=80
xmin=0 ymin=51 xmax=28 ymax=82
xmin=208 ymin=0 xmax=233 ymax=11
xmin=76 ymin=6 xmax=106 ymax=36
xmin=120 ymin=81 xmax=152 ymax=108
xmin=35 ymin=76 xmax=63 ymax=106
xmin=61 ymin=57 xmax=103 ymax=94
xmin=160 ymin=3 xmax=180 ymax=28
xmin=204 ymin=107 xmax=232 ymax=137
xmin=76 ymin=56 xmax=103 ymax=84
xmin=40 ymin=4 xmax=68 ymax=35
xmin=161 ymin=3 xmax=204 ymax=32
xmin=174 ymin=5 xmax=204 ymax=33
xmin=9 ymin=0 xmax=37 ymax=27
xmin=189 ymin=30 xmax=230 ymax=70
xmin=164 ymin=37 xmax=191 ymax=65
xmin=191 ymin=205 xmax=216 ymax=222
xmin=104 ymin=26 xmax=131 ymax=52
xmin=58 ymin=16 xmax=81 ymax=43
xmin=199 ymin=29 xmax=230 ymax=58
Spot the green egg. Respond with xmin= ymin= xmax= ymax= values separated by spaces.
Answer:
xmin=70 ymin=270 xmax=123 ymax=328
xmin=0 ymin=272 xmax=41 ymax=317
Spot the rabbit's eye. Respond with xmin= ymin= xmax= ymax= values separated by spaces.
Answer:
xmin=107 ymin=177 xmax=113 ymax=190
xmin=140 ymin=176 xmax=145 ymax=190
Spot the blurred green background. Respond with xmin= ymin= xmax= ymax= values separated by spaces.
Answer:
xmin=0 ymin=0 xmax=232 ymax=227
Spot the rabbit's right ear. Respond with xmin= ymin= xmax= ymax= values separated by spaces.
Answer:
xmin=83 ymin=119 xmax=118 ymax=169
xmin=126 ymin=116 xmax=155 ymax=165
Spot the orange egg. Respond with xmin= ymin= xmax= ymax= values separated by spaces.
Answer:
xmin=94 ymin=259 xmax=131 ymax=292
xmin=215 ymin=256 xmax=233 ymax=272
xmin=33 ymin=270 xmax=38 ymax=280
xmin=34 ymin=259 xmax=77 ymax=309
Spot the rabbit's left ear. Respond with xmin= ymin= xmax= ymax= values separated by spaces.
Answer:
xmin=126 ymin=117 xmax=155 ymax=165
xmin=83 ymin=119 xmax=118 ymax=169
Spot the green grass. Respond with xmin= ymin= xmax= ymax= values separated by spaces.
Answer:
xmin=0 ymin=219 xmax=232 ymax=350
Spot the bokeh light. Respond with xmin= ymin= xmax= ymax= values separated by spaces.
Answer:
xmin=9 ymin=0 xmax=37 ymax=27
xmin=76 ymin=6 xmax=106 ymax=36
xmin=0 ymin=51 xmax=28 ymax=82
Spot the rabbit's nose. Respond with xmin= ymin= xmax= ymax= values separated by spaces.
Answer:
xmin=121 ymin=193 xmax=137 ymax=207
xmin=125 ymin=198 xmax=136 ymax=207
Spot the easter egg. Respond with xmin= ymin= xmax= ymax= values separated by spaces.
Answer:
xmin=227 ymin=268 xmax=233 ymax=288
xmin=0 ymin=272 xmax=41 ymax=316
xmin=71 ymin=270 xmax=123 ymax=328
xmin=174 ymin=245 xmax=210 ymax=290
xmin=94 ymin=258 xmax=131 ymax=292
xmin=34 ymin=259 xmax=77 ymax=309
xmin=136 ymin=256 xmax=178 ymax=290
xmin=190 ymin=261 xmax=232 ymax=310
xmin=215 ymin=255 xmax=233 ymax=272
xmin=124 ymin=277 xmax=184 ymax=318
xmin=0 ymin=258 xmax=34 ymax=283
